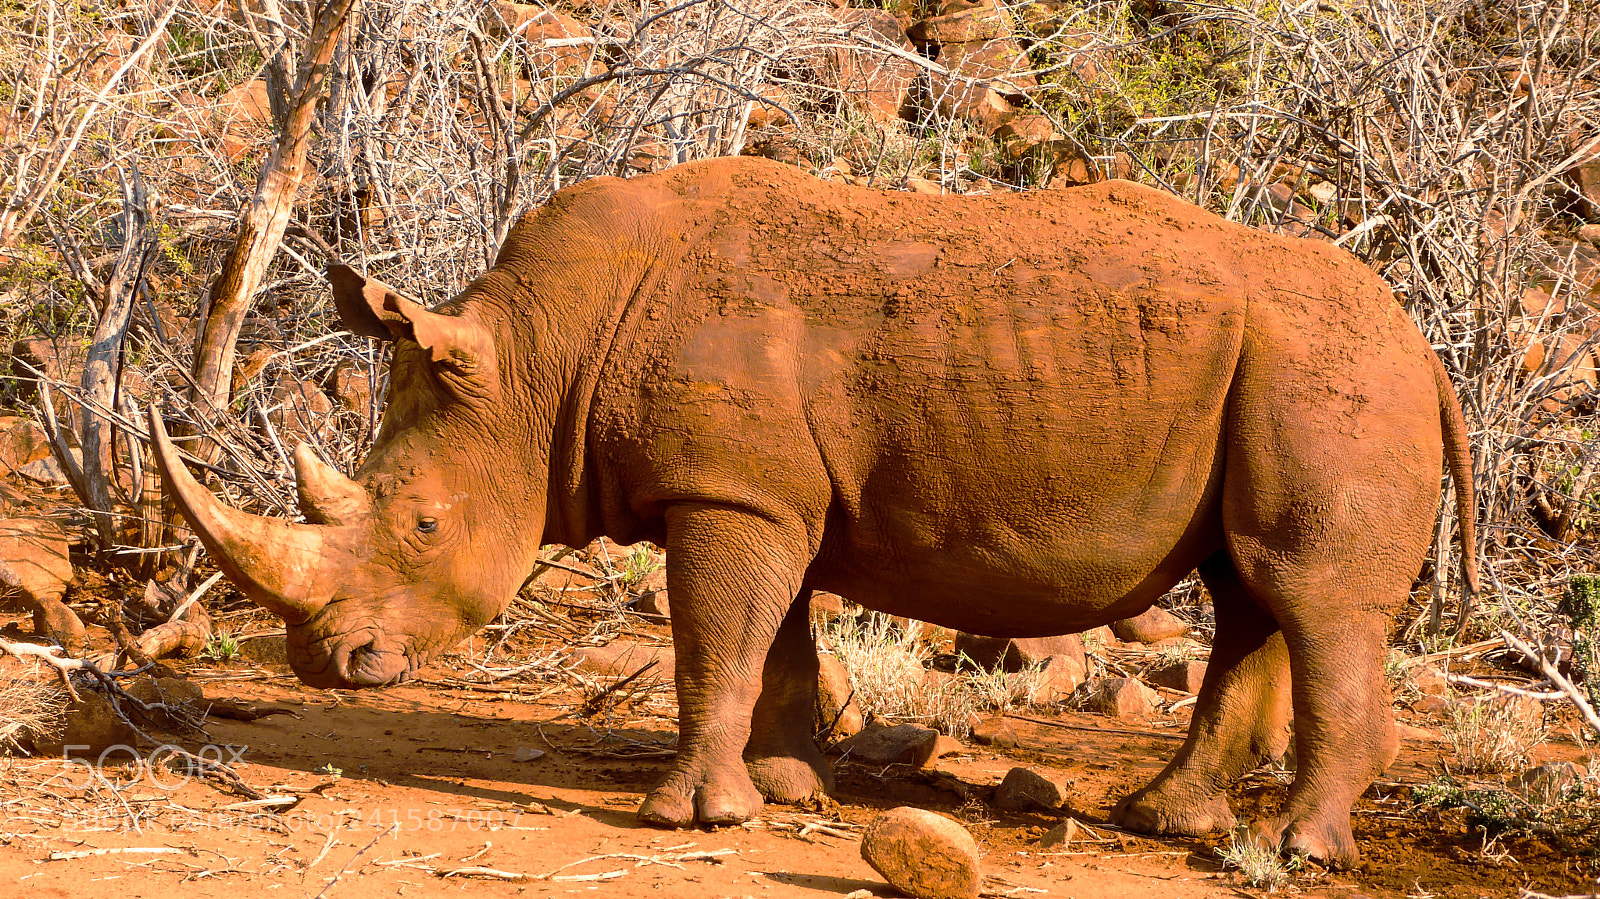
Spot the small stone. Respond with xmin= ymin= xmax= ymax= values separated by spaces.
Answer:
xmin=993 ymin=766 xmax=1069 ymax=812
xmin=837 ymin=723 xmax=944 ymax=767
xmin=970 ymin=715 xmax=1021 ymax=748
xmin=1411 ymin=666 xmax=1451 ymax=696
xmin=1149 ymin=659 xmax=1207 ymax=694
xmin=568 ymin=641 xmax=674 ymax=681
xmin=633 ymin=588 xmax=670 ymax=619
xmin=1086 ymin=677 xmax=1159 ymax=720
xmin=514 ymin=747 xmax=546 ymax=762
xmin=924 ymin=734 xmax=964 ymax=768
xmin=1110 ymin=608 xmax=1189 ymax=644
xmin=1037 ymin=818 xmax=1079 ymax=849
xmin=1580 ymin=223 xmax=1600 ymax=248
xmin=0 ymin=418 xmax=52 ymax=476
xmin=14 ymin=456 xmax=69 ymax=486
xmin=860 ymin=807 xmax=982 ymax=899
xmin=816 ymin=651 xmax=864 ymax=740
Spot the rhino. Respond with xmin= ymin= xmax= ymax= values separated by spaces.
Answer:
xmin=149 ymin=156 xmax=1477 ymax=866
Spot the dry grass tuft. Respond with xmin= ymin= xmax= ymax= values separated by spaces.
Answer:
xmin=0 ymin=660 xmax=68 ymax=752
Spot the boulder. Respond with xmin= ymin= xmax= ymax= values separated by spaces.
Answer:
xmin=816 ymin=651 xmax=864 ymax=739
xmin=970 ymin=714 xmax=1021 ymax=747
xmin=1086 ymin=677 xmax=1160 ymax=720
xmin=822 ymin=8 xmax=920 ymax=125
xmin=328 ymin=361 xmax=374 ymax=414
xmin=836 ymin=722 xmax=946 ymax=767
xmin=953 ymin=631 xmax=1084 ymax=672
xmin=993 ymin=766 xmax=1069 ymax=812
xmin=1148 ymin=658 xmax=1207 ymax=694
xmin=0 ymin=417 xmax=52 ymax=476
xmin=907 ymin=5 xmax=1035 ymax=134
xmin=29 ymin=684 xmax=138 ymax=757
xmin=1110 ymin=607 xmax=1189 ymax=644
xmin=633 ymin=588 xmax=670 ymax=619
xmin=214 ymin=78 xmax=272 ymax=161
xmin=860 ymin=807 xmax=982 ymax=899
xmin=1514 ymin=761 xmax=1588 ymax=804
xmin=1034 ymin=652 xmax=1088 ymax=701
xmin=267 ymin=375 xmax=336 ymax=444
xmin=482 ymin=4 xmax=594 ymax=76
xmin=0 ymin=517 xmax=80 ymax=646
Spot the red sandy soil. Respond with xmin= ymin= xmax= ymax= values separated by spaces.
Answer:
xmin=1 ymin=618 xmax=1595 ymax=899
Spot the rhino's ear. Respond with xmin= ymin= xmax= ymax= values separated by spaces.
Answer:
xmin=326 ymin=264 xmax=495 ymax=400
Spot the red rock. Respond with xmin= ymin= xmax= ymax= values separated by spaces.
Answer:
xmin=1110 ymin=607 xmax=1189 ymax=643
xmin=970 ymin=715 xmax=1021 ymax=747
xmin=822 ymin=8 xmax=919 ymax=125
xmin=633 ymin=588 xmax=670 ymax=619
xmin=861 ymin=807 xmax=982 ymax=899
xmin=0 ymin=517 xmax=80 ymax=645
xmin=1087 ymin=677 xmax=1159 ymax=720
xmin=994 ymin=766 xmax=1069 ymax=811
xmin=1149 ymin=659 xmax=1207 ymax=694
xmin=954 ymin=631 xmax=1085 ymax=672
xmin=816 ymin=651 xmax=864 ymax=739
xmin=837 ymin=723 xmax=944 ymax=767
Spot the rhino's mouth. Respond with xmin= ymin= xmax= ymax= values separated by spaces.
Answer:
xmin=289 ymin=627 xmax=422 ymax=689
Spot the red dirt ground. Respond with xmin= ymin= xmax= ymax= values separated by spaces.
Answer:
xmin=1 ymin=614 xmax=1595 ymax=899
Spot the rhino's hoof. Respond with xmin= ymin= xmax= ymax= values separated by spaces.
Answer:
xmin=1112 ymin=788 xmax=1234 ymax=836
xmin=1260 ymin=814 xmax=1360 ymax=869
xmin=638 ymin=770 xmax=763 ymax=828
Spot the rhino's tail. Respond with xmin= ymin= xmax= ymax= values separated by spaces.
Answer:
xmin=1431 ymin=350 xmax=1481 ymax=634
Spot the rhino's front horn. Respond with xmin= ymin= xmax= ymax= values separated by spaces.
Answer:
xmin=147 ymin=406 xmax=339 ymax=626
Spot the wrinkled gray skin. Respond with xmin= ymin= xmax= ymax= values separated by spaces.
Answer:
xmin=152 ymin=156 xmax=1478 ymax=868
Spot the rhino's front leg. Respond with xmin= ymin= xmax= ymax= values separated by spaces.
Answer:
xmin=745 ymin=588 xmax=834 ymax=803
xmin=638 ymin=504 xmax=811 ymax=827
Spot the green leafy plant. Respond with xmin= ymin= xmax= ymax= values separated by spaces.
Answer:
xmin=200 ymin=629 xmax=241 ymax=662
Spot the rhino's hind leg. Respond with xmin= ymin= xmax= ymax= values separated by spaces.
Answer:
xmin=637 ymin=504 xmax=811 ymax=828
xmin=1113 ymin=553 xmax=1290 ymax=837
xmin=744 ymin=589 xmax=834 ymax=803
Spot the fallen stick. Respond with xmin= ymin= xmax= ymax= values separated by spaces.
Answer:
xmin=49 ymin=847 xmax=183 ymax=860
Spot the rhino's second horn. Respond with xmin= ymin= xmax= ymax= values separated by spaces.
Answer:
xmin=147 ymin=404 xmax=343 ymax=625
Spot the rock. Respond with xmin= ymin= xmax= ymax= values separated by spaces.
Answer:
xmin=1395 ymin=722 xmax=1440 ymax=743
xmin=482 ymin=4 xmax=593 ymax=75
xmin=822 ymin=8 xmax=919 ymax=125
xmin=811 ymin=590 xmax=848 ymax=619
xmin=1515 ymin=761 xmax=1588 ymax=804
xmin=30 ymin=685 xmax=138 ymax=757
xmin=0 ymin=517 xmax=80 ymax=646
xmin=953 ymin=631 xmax=1085 ymax=672
xmin=836 ymin=723 xmax=944 ymax=767
xmin=1086 ymin=677 xmax=1159 ymax=720
xmin=633 ymin=588 xmax=670 ymax=619
xmin=568 ymin=641 xmax=674 ymax=681
xmin=1411 ymin=666 xmax=1451 ymax=696
xmin=0 ymin=417 xmax=52 ymax=476
xmin=1083 ymin=625 xmax=1119 ymax=650
xmin=328 ymin=361 xmax=373 ymax=414
xmin=1037 ymin=819 xmax=1078 ymax=849
xmin=1566 ymin=128 xmax=1600 ymax=219
xmin=13 ymin=456 xmax=69 ymax=486
xmin=10 ymin=336 xmax=84 ymax=404
xmin=213 ymin=78 xmax=272 ymax=161
xmin=1035 ymin=652 xmax=1088 ymax=701
xmin=123 ymin=676 xmax=206 ymax=730
xmin=970 ymin=715 xmax=1021 ymax=747
xmin=816 ymin=651 xmax=864 ymax=739
xmin=993 ymin=766 xmax=1069 ymax=812
xmin=1149 ymin=659 xmax=1207 ymax=694
xmin=267 ymin=376 xmax=336 ymax=444
xmin=239 ymin=634 xmax=289 ymax=666
xmin=1110 ymin=607 xmax=1189 ymax=644
xmin=1519 ymin=287 xmax=1565 ymax=319
xmin=860 ymin=807 xmax=982 ymax=899
xmin=1580 ymin=223 xmax=1600 ymax=248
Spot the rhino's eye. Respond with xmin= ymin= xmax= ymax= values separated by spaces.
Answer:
xmin=416 ymin=517 xmax=438 ymax=535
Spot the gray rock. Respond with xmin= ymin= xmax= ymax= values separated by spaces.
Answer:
xmin=837 ymin=723 xmax=943 ymax=767
xmin=993 ymin=766 xmax=1069 ymax=812
xmin=860 ymin=807 xmax=982 ymax=899
xmin=14 ymin=456 xmax=69 ymax=486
